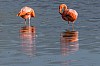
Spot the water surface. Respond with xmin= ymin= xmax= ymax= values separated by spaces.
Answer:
xmin=0 ymin=0 xmax=100 ymax=66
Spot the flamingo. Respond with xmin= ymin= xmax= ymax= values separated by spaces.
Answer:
xmin=59 ymin=4 xmax=78 ymax=30
xmin=17 ymin=6 xmax=35 ymax=26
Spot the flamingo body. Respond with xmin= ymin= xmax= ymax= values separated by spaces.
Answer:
xmin=62 ymin=9 xmax=78 ymax=22
xmin=17 ymin=6 xmax=35 ymax=26
xmin=59 ymin=4 xmax=78 ymax=23
xmin=17 ymin=6 xmax=35 ymax=20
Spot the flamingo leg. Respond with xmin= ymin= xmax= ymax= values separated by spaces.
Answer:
xmin=24 ymin=19 xmax=26 ymax=26
xmin=67 ymin=21 xmax=70 ymax=30
xmin=29 ymin=17 xmax=31 ymax=27
xmin=27 ymin=15 xmax=31 ymax=27
xmin=72 ymin=22 xmax=74 ymax=31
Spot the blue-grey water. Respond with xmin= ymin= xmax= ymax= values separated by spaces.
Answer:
xmin=0 ymin=0 xmax=100 ymax=66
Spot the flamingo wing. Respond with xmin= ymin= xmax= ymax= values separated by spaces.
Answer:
xmin=62 ymin=9 xmax=78 ymax=22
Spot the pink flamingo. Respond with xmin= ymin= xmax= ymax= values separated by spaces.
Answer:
xmin=59 ymin=4 xmax=78 ymax=30
xmin=17 ymin=6 xmax=35 ymax=26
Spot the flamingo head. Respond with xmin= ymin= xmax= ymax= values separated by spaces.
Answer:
xmin=59 ymin=4 xmax=68 ymax=15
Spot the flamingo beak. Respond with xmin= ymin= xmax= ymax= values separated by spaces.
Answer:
xmin=59 ymin=7 xmax=62 ymax=14
xmin=59 ymin=8 xmax=64 ymax=15
xmin=16 ymin=14 xmax=18 ymax=16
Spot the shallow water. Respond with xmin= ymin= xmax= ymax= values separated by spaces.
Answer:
xmin=0 ymin=0 xmax=100 ymax=66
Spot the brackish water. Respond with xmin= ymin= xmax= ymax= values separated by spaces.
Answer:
xmin=0 ymin=0 xmax=100 ymax=66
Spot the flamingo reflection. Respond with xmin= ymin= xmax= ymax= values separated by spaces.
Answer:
xmin=60 ymin=30 xmax=79 ymax=56
xmin=20 ymin=26 xmax=36 ymax=56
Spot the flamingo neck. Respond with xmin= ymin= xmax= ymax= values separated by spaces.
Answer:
xmin=59 ymin=5 xmax=68 ymax=15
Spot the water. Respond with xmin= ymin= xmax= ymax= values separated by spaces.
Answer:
xmin=0 ymin=0 xmax=100 ymax=66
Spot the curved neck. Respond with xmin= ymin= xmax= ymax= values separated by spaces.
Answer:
xmin=59 ymin=4 xmax=68 ymax=15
